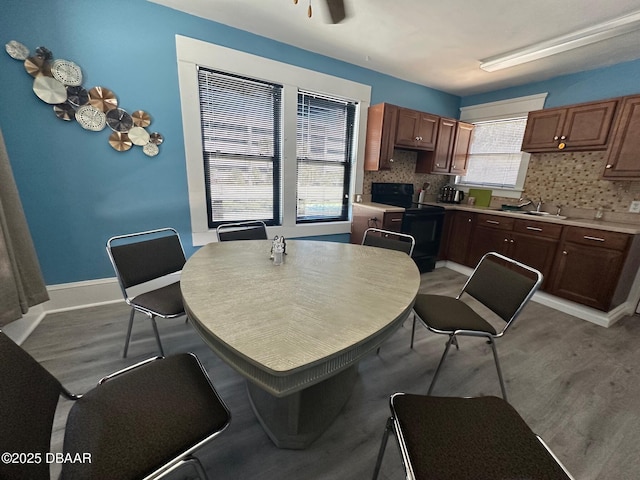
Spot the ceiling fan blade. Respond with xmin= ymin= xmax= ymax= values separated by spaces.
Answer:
xmin=325 ymin=0 xmax=347 ymax=23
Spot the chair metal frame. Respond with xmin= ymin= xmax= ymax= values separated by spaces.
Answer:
xmin=106 ymin=227 xmax=186 ymax=358
xmin=372 ymin=392 xmax=574 ymax=480
xmin=216 ymin=220 xmax=268 ymax=242
xmin=361 ymin=227 xmax=416 ymax=256
xmin=411 ymin=251 xmax=543 ymax=400
xmin=0 ymin=331 xmax=230 ymax=480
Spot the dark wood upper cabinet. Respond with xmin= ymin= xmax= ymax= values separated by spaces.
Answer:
xmin=521 ymin=99 xmax=618 ymax=153
xmin=602 ymin=95 xmax=640 ymax=179
xmin=395 ymin=108 xmax=439 ymax=150
xmin=417 ymin=119 xmax=474 ymax=175
xmin=364 ymin=103 xmax=398 ymax=171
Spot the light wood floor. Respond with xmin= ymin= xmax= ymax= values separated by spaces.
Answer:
xmin=21 ymin=267 xmax=640 ymax=480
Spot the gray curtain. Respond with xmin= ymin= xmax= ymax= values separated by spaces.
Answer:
xmin=0 ymin=127 xmax=49 ymax=326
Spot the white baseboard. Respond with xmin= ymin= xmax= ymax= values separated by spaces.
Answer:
xmin=4 ymin=277 xmax=123 ymax=344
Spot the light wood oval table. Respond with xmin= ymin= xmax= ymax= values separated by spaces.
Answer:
xmin=181 ymin=239 xmax=420 ymax=449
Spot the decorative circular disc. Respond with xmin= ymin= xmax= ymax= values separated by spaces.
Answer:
xmin=106 ymin=108 xmax=134 ymax=132
xmin=128 ymin=126 xmax=150 ymax=146
xmin=131 ymin=110 xmax=151 ymax=127
xmin=35 ymin=46 xmax=53 ymax=61
xmin=5 ymin=40 xmax=29 ymax=60
xmin=76 ymin=105 xmax=107 ymax=131
xmin=109 ymin=132 xmax=133 ymax=151
xmin=53 ymin=102 xmax=76 ymax=121
xmin=33 ymin=76 xmax=67 ymax=104
xmin=51 ymin=59 xmax=83 ymax=86
xmin=66 ymin=85 xmax=89 ymax=108
xmin=88 ymin=86 xmax=118 ymax=112
xmin=149 ymin=132 xmax=164 ymax=145
xmin=143 ymin=142 xmax=159 ymax=157
xmin=24 ymin=56 xmax=51 ymax=77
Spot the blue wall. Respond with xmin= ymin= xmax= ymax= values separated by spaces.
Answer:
xmin=3 ymin=0 xmax=640 ymax=285
xmin=461 ymin=58 xmax=640 ymax=109
xmin=0 ymin=0 xmax=458 ymax=284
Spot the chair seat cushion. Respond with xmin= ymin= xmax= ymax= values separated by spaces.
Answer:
xmin=413 ymin=294 xmax=497 ymax=335
xmin=393 ymin=394 xmax=570 ymax=480
xmin=62 ymin=353 xmax=229 ymax=480
xmin=131 ymin=281 xmax=184 ymax=317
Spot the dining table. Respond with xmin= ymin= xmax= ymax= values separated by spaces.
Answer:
xmin=180 ymin=239 xmax=420 ymax=449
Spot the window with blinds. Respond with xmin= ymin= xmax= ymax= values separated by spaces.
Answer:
xmin=296 ymin=91 xmax=354 ymax=223
xmin=197 ymin=67 xmax=282 ymax=227
xmin=457 ymin=117 xmax=527 ymax=188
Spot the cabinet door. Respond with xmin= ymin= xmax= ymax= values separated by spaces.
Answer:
xmin=445 ymin=211 xmax=475 ymax=266
xmin=521 ymin=108 xmax=565 ymax=152
xmin=549 ymin=243 xmax=625 ymax=311
xmin=430 ymin=118 xmax=456 ymax=173
xmin=415 ymin=113 xmax=439 ymax=149
xmin=364 ymin=103 xmax=398 ymax=171
xmin=562 ymin=100 xmax=617 ymax=149
xmin=395 ymin=109 xmax=421 ymax=147
xmin=603 ymin=95 xmax=640 ymax=179
xmin=509 ymin=232 xmax=558 ymax=290
xmin=450 ymin=121 xmax=474 ymax=175
xmin=467 ymin=226 xmax=510 ymax=267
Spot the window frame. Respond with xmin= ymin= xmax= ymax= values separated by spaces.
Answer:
xmin=455 ymin=93 xmax=547 ymax=199
xmin=176 ymin=35 xmax=371 ymax=245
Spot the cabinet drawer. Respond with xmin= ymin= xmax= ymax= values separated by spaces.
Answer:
xmin=383 ymin=212 xmax=404 ymax=231
xmin=513 ymin=219 xmax=563 ymax=239
xmin=476 ymin=214 xmax=514 ymax=231
xmin=564 ymin=227 xmax=630 ymax=251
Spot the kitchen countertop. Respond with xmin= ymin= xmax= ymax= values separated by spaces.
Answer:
xmin=354 ymin=200 xmax=640 ymax=234
xmin=430 ymin=203 xmax=640 ymax=234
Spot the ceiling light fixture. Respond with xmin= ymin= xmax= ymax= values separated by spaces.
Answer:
xmin=480 ymin=10 xmax=640 ymax=72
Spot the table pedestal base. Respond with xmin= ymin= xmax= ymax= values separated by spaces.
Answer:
xmin=246 ymin=364 xmax=359 ymax=449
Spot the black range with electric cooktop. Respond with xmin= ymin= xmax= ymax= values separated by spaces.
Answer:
xmin=370 ymin=182 xmax=444 ymax=272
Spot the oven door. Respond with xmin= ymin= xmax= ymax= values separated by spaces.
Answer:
xmin=401 ymin=210 xmax=444 ymax=272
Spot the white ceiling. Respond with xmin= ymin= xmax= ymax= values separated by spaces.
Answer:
xmin=150 ymin=0 xmax=640 ymax=96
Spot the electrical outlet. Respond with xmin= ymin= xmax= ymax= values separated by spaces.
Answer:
xmin=630 ymin=201 xmax=640 ymax=213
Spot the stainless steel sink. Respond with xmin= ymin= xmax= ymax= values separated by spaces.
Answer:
xmin=500 ymin=208 xmax=567 ymax=220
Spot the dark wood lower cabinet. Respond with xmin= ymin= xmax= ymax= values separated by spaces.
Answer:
xmin=444 ymin=211 xmax=475 ymax=266
xmin=549 ymin=243 xmax=625 ymax=310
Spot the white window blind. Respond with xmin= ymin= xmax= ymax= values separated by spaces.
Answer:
xmin=198 ymin=68 xmax=282 ymax=226
xmin=296 ymin=91 xmax=354 ymax=222
xmin=458 ymin=117 xmax=527 ymax=188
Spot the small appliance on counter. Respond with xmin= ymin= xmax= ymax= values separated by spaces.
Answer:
xmin=438 ymin=184 xmax=464 ymax=204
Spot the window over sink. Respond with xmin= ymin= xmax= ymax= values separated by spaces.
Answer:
xmin=455 ymin=93 xmax=547 ymax=198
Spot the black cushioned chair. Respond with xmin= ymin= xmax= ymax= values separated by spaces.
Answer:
xmin=361 ymin=227 xmax=416 ymax=256
xmin=106 ymin=228 xmax=186 ymax=358
xmin=372 ymin=393 xmax=574 ymax=480
xmin=411 ymin=251 xmax=542 ymax=400
xmin=0 ymin=331 xmax=230 ymax=480
xmin=216 ymin=220 xmax=268 ymax=241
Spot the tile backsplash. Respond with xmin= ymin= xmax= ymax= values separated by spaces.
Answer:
xmin=362 ymin=148 xmax=640 ymax=222
xmin=522 ymin=151 xmax=640 ymax=214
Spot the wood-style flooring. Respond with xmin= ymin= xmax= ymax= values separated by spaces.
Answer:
xmin=21 ymin=267 xmax=640 ymax=480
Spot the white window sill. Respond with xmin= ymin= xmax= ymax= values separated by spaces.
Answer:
xmin=192 ymin=221 xmax=351 ymax=246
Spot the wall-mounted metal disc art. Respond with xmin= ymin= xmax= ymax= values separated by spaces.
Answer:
xmin=4 ymin=40 xmax=163 ymax=156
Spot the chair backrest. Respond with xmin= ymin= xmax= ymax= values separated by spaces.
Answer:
xmin=106 ymin=228 xmax=186 ymax=290
xmin=462 ymin=252 xmax=542 ymax=331
xmin=216 ymin=221 xmax=268 ymax=241
xmin=0 ymin=331 xmax=65 ymax=480
xmin=362 ymin=228 xmax=416 ymax=256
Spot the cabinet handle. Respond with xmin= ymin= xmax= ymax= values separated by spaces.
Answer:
xmin=504 ymin=238 xmax=509 ymax=242
xmin=583 ymin=235 xmax=605 ymax=242
xmin=560 ymin=135 xmax=566 ymax=140
xmin=452 ymin=164 xmax=456 ymax=169
xmin=486 ymin=220 xmax=500 ymax=225
xmin=605 ymin=164 xmax=613 ymax=169
xmin=390 ymin=218 xmax=402 ymax=222
xmin=510 ymin=239 xmax=514 ymax=243
xmin=389 ymin=158 xmax=394 ymax=163
xmin=526 ymin=226 xmax=543 ymax=231
xmin=553 ymin=136 xmax=559 ymax=140
xmin=563 ymin=250 xmax=568 ymax=255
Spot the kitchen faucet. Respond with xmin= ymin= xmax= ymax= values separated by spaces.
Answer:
xmin=517 ymin=197 xmax=543 ymax=212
